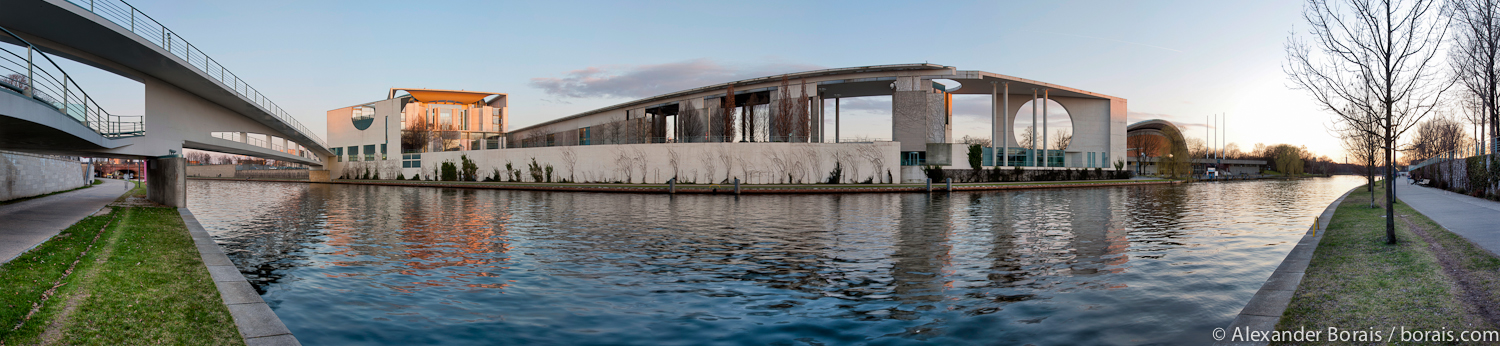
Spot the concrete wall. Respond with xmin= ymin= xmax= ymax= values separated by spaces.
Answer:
xmin=339 ymin=142 xmax=902 ymax=185
xmin=0 ymin=150 xmax=90 ymax=201
xmin=186 ymin=164 xmax=236 ymax=178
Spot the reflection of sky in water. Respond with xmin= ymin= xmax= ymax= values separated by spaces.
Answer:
xmin=187 ymin=176 xmax=1364 ymax=345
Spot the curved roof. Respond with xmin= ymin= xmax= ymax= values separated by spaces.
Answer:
xmin=1127 ymin=119 xmax=1186 ymax=139
xmin=389 ymin=88 xmax=504 ymax=105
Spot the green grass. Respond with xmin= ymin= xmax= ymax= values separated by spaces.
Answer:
xmin=1275 ymin=184 xmax=1494 ymax=343
xmin=0 ymin=179 xmax=103 ymax=206
xmin=0 ymin=182 xmax=242 ymax=345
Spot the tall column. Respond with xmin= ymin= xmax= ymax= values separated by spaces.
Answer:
xmin=812 ymin=95 xmax=823 ymax=143
xmin=1002 ymin=83 xmax=1010 ymax=167
xmin=1031 ymin=89 xmax=1038 ymax=167
xmin=834 ymin=95 xmax=841 ymax=143
xmin=1042 ymin=89 xmax=1049 ymax=168
xmin=146 ymin=156 xmax=185 ymax=207
xmin=991 ymin=82 xmax=998 ymax=166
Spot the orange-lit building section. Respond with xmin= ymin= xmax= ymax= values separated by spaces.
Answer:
xmin=395 ymin=88 xmax=508 ymax=152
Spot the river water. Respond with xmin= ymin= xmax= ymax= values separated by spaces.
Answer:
xmin=186 ymin=176 xmax=1364 ymax=345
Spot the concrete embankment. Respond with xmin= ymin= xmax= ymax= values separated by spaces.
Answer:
xmin=187 ymin=177 xmax=1180 ymax=194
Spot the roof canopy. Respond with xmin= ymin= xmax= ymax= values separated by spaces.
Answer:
xmin=389 ymin=88 xmax=504 ymax=105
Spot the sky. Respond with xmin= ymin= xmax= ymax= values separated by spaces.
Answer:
xmin=55 ymin=0 xmax=1358 ymax=160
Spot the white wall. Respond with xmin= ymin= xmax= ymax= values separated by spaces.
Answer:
xmin=344 ymin=142 xmax=902 ymax=185
xmin=0 ymin=150 xmax=89 ymax=201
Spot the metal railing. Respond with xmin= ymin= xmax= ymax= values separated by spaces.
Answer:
xmin=1409 ymin=135 xmax=1496 ymax=171
xmin=63 ymin=0 xmax=325 ymax=149
xmin=0 ymin=26 xmax=142 ymax=138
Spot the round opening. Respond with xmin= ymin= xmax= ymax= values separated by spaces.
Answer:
xmin=1011 ymin=98 xmax=1072 ymax=150
xmin=352 ymin=106 xmax=375 ymax=130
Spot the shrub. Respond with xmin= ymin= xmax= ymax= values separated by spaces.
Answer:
xmin=440 ymin=160 xmax=459 ymax=181
xmin=396 ymin=173 xmax=405 ymax=181
xmin=460 ymin=155 xmax=479 ymax=181
xmin=826 ymin=162 xmax=843 ymax=184
xmin=528 ymin=159 xmax=544 ymax=182
xmin=922 ymin=165 xmax=946 ymax=182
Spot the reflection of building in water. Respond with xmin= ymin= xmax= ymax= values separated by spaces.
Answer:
xmin=317 ymin=185 xmax=514 ymax=293
xmin=1066 ymin=188 xmax=1129 ymax=276
xmin=890 ymin=194 xmax=953 ymax=303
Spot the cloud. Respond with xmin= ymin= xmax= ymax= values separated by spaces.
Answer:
xmin=530 ymin=59 xmax=823 ymax=99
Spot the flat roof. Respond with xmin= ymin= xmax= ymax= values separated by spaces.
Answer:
xmin=511 ymin=63 xmax=1121 ymax=133
xmin=388 ymin=88 xmax=505 ymax=104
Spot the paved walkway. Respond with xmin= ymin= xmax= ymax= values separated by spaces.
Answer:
xmin=0 ymin=179 xmax=131 ymax=263
xmin=1396 ymin=179 xmax=1500 ymax=255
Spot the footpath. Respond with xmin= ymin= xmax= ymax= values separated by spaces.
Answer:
xmin=1396 ymin=179 xmax=1500 ymax=255
xmin=0 ymin=179 xmax=129 ymax=263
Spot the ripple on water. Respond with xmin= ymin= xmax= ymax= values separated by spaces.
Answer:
xmin=186 ymin=176 xmax=1365 ymax=345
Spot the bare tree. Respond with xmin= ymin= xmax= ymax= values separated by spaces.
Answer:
xmin=1285 ymin=0 xmax=1451 ymax=244
xmin=716 ymin=145 xmax=735 ymax=183
xmin=1128 ymin=134 xmax=1164 ymax=158
xmin=679 ymin=107 xmax=704 ymax=143
xmin=857 ymin=143 xmax=887 ymax=183
xmin=1337 ymin=114 xmax=1384 ymax=206
xmin=1448 ymin=0 xmax=1500 ymax=154
xmin=561 ymin=147 xmax=577 ymax=182
xmin=1 ymin=73 xmax=27 ymax=92
xmin=668 ymin=148 xmax=682 ymax=181
xmin=184 ymin=150 xmax=213 ymax=165
xmin=722 ymin=84 xmax=736 ymax=142
xmin=1019 ymin=126 xmax=1036 ymax=150
xmin=401 ymin=114 xmax=431 ymax=153
xmin=795 ymin=78 xmax=811 ymax=142
xmin=773 ymin=76 xmax=795 ymax=142
xmin=1052 ymin=129 xmax=1072 ymax=151
xmin=744 ymin=93 xmax=761 ymax=142
xmin=1409 ymin=115 xmax=1472 ymax=160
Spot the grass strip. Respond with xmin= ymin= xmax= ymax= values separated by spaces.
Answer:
xmin=0 ymin=183 xmax=242 ymax=345
xmin=1275 ymin=183 xmax=1494 ymax=343
xmin=0 ymin=179 xmax=102 ymax=206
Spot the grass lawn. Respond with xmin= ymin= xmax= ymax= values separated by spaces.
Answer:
xmin=1275 ymin=183 xmax=1499 ymax=343
xmin=0 ymin=183 xmax=242 ymax=345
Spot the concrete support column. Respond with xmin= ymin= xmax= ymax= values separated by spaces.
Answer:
xmin=146 ymin=156 xmax=185 ymax=207
xmin=238 ymin=132 xmax=247 ymax=143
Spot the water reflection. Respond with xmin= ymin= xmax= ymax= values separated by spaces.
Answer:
xmin=187 ymin=176 xmax=1363 ymax=345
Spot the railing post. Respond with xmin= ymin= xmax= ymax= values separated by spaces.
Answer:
xmin=23 ymin=45 xmax=35 ymax=98
xmin=62 ymin=75 xmax=70 ymax=119
xmin=129 ymin=10 xmax=135 ymax=32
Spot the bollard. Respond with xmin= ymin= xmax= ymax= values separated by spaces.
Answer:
xmin=734 ymin=177 xmax=740 ymax=195
xmin=926 ymin=178 xmax=932 ymax=192
xmin=946 ymin=178 xmax=952 ymax=192
xmin=669 ymin=178 xmax=675 ymax=194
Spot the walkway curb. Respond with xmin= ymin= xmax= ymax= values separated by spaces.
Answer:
xmin=1214 ymin=186 xmax=1358 ymax=346
xmin=179 ymin=208 xmax=300 ymax=346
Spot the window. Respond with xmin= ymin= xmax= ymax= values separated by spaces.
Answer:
xmin=364 ymin=144 xmax=376 ymax=161
xmin=351 ymin=106 xmax=375 ymax=130
xmin=380 ymin=144 xmax=387 ymax=160
xmin=333 ymin=147 xmax=342 ymax=162
xmin=402 ymin=153 xmax=421 ymax=168
xmin=348 ymin=146 xmax=359 ymax=162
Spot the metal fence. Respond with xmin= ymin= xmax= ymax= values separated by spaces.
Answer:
xmin=62 ymin=0 xmax=325 ymax=149
xmin=1409 ymin=135 xmax=1498 ymax=171
xmin=0 ymin=26 xmax=142 ymax=138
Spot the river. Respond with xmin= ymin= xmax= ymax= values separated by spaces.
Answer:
xmin=186 ymin=176 xmax=1364 ymax=345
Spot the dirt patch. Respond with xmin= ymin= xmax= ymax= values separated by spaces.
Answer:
xmin=1401 ymin=214 xmax=1500 ymax=327
xmin=38 ymin=292 xmax=87 ymax=346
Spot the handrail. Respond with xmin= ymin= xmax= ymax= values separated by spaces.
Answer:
xmin=0 ymin=25 xmax=142 ymax=138
xmin=61 ymin=0 xmax=326 ymax=150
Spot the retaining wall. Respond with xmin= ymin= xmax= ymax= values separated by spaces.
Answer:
xmin=0 ymin=150 xmax=90 ymax=201
xmin=334 ymin=142 xmax=903 ymax=184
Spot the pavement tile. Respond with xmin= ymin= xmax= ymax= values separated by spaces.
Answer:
xmin=227 ymin=303 xmax=292 ymax=339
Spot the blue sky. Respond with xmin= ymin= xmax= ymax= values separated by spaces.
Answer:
xmin=58 ymin=0 xmax=1349 ymax=159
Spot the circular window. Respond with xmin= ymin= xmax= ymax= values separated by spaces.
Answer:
xmin=352 ymin=106 xmax=375 ymax=130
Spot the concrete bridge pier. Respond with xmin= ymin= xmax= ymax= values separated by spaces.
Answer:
xmin=146 ymin=156 xmax=185 ymax=207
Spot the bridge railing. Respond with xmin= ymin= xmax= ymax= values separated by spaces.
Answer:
xmin=1409 ymin=134 xmax=1497 ymax=171
xmin=64 ymin=0 xmax=327 ymax=150
xmin=0 ymin=26 xmax=143 ymax=139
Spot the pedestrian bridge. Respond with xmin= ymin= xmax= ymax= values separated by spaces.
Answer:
xmin=0 ymin=0 xmax=334 ymax=206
